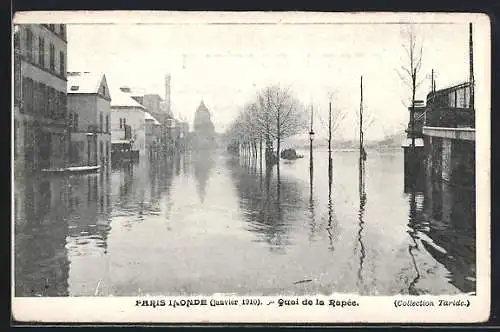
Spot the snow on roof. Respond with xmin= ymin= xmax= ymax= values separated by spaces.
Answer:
xmin=110 ymin=88 xmax=145 ymax=109
xmin=67 ymin=72 xmax=104 ymax=94
xmin=144 ymin=112 xmax=161 ymax=125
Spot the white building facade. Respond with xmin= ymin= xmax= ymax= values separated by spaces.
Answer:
xmin=110 ymin=88 xmax=148 ymax=156
xmin=67 ymin=72 xmax=112 ymax=168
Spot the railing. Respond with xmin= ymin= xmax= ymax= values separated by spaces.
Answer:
xmin=424 ymin=107 xmax=475 ymax=128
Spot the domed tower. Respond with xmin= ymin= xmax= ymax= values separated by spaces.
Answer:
xmin=193 ymin=100 xmax=216 ymax=149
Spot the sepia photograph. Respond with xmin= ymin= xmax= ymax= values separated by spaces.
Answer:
xmin=11 ymin=11 xmax=490 ymax=323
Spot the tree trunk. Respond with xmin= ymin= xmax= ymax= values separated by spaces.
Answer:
xmin=259 ymin=137 xmax=263 ymax=175
xmin=411 ymin=69 xmax=416 ymax=149
xmin=276 ymin=107 xmax=281 ymax=164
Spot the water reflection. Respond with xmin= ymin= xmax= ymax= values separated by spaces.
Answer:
xmin=66 ymin=172 xmax=111 ymax=256
xmin=307 ymin=163 xmax=317 ymax=243
xmin=14 ymin=170 xmax=114 ymax=296
xmin=193 ymin=151 xmax=215 ymax=203
xmin=407 ymin=170 xmax=476 ymax=294
xmin=407 ymin=191 xmax=424 ymax=295
xmin=228 ymin=157 xmax=308 ymax=252
xmin=357 ymin=158 xmax=367 ymax=291
xmin=14 ymin=149 xmax=476 ymax=296
xmin=15 ymin=175 xmax=70 ymax=296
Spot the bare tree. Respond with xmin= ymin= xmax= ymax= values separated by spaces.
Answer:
xmin=316 ymin=96 xmax=347 ymax=144
xmin=397 ymin=24 xmax=424 ymax=148
xmin=263 ymin=85 xmax=307 ymax=162
xmin=226 ymin=84 xmax=307 ymax=169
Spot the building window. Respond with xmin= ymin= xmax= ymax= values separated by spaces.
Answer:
xmin=26 ymin=29 xmax=33 ymax=61
xmin=448 ymin=91 xmax=456 ymax=108
xmin=38 ymin=37 xmax=45 ymax=66
xmin=74 ymin=113 xmax=79 ymax=130
xmin=106 ymin=115 xmax=109 ymax=133
xmin=100 ymin=113 xmax=103 ymax=132
xmin=465 ymin=87 xmax=471 ymax=108
xmin=49 ymin=24 xmax=55 ymax=31
xmin=14 ymin=26 xmax=20 ymax=52
xmin=49 ymin=43 xmax=55 ymax=71
xmin=59 ymin=25 xmax=66 ymax=39
xmin=103 ymin=85 xmax=106 ymax=96
xmin=457 ymin=87 xmax=466 ymax=108
xmin=59 ymin=51 xmax=65 ymax=76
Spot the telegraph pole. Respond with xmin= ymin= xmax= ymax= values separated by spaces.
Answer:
xmin=328 ymin=100 xmax=332 ymax=182
xmin=469 ymin=22 xmax=474 ymax=110
xmin=360 ymin=76 xmax=363 ymax=160
xmin=309 ymin=104 xmax=314 ymax=173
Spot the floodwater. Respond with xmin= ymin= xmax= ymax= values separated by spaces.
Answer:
xmin=13 ymin=148 xmax=476 ymax=296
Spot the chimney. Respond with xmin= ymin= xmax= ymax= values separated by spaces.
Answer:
xmin=165 ymin=74 xmax=171 ymax=113
xmin=469 ymin=22 xmax=474 ymax=109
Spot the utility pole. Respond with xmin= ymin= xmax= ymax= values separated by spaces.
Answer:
xmin=360 ymin=76 xmax=364 ymax=161
xmin=431 ymin=69 xmax=434 ymax=92
xmin=469 ymin=22 xmax=474 ymax=110
xmin=309 ymin=104 xmax=314 ymax=173
xmin=328 ymin=100 xmax=332 ymax=182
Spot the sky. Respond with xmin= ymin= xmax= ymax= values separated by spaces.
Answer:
xmin=65 ymin=17 xmax=476 ymax=141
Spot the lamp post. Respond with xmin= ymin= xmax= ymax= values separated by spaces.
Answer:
xmin=309 ymin=129 xmax=315 ymax=171
xmin=309 ymin=105 xmax=315 ymax=173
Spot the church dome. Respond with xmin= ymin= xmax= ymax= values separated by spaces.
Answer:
xmin=194 ymin=100 xmax=214 ymax=133
xmin=196 ymin=100 xmax=209 ymax=115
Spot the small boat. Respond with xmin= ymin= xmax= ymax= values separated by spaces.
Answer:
xmin=41 ymin=165 xmax=101 ymax=174
xmin=66 ymin=165 xmax=101 ymax=173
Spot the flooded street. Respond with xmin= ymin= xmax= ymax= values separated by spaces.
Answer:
xmin=14 ymin=149 xmax=476 ymax=296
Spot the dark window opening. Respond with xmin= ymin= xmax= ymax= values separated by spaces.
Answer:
xmin=38 ymin=37 xmax=45 ymax=66
xmin=49 ymin=43 xmax=55 ymax=71
xmin=59 ymin=51 xmax=65 ymax=76
xmin=26 ymin=29 xmax=33 ymax=61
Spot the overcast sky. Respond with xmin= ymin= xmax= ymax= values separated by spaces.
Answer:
xmin=65 ymin=17 xmax=476 ymax=141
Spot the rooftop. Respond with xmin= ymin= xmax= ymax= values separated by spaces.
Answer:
xmin=144 ymin=112 xmax=161 ymax=125
xmin=196 ymin=100 xmax=210 ymax=114
xmin=67 ymin=72 xmax=105 ymax=94
xmin=111 ymin=88 xmax=145 ymax=109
